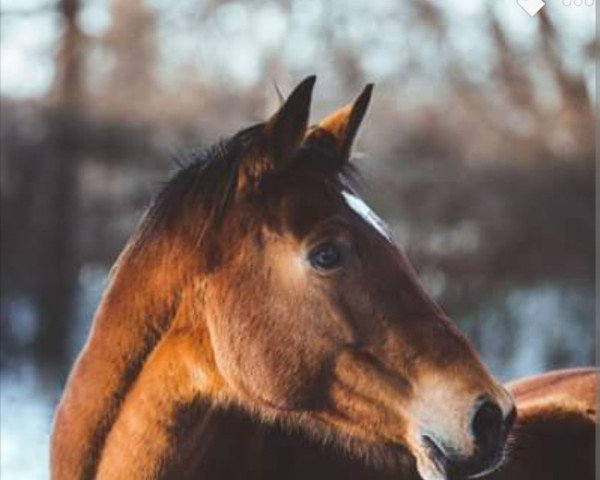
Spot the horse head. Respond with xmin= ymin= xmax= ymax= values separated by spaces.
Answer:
xmin=52 ymin=76 xmax=515 ymax=480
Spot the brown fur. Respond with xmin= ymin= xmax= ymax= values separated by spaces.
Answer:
xmin=486 ymin=368 xmax=597 ymax=480
xmin=51 ymin=78 xmax=592 ymax=480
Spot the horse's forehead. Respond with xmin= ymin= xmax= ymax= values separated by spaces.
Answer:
xmin=259 ymin=178 xmax=394 ymax=245
xmin=341 ymin=190 xmax=392 ymax=241
xmin=261 ymin=176 xmax=337 ymax=232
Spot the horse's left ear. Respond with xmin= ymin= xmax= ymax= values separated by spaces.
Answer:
xmin=306 ymin=83 xmax=374 ymax=161
xmin=237 ymin=76 xmax=315 ymax=193
xmin=265 ymin=75 xmax=316 ymax=168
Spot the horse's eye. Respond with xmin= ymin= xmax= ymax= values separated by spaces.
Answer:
xmin=309 ymin=242 xmax=345 ymax=271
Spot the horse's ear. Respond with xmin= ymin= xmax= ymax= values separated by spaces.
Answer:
xmin=265 ymin=75 xmax=316 ymax=169
xmin=306 ymin=83 xmax=373 ymax=161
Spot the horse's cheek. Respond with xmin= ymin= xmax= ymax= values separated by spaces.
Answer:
xmin=247 ymin=335 xmax=328 ymax=410
xmin=208 ymin=310 xmax=326 ymax=409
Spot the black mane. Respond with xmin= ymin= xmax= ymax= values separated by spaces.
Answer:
xmin=136 ymin=124 xmax=264 ymax=244
xmin=133 ymin=123 xmax=359 ymax=250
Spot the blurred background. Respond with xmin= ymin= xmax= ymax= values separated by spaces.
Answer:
xmin=0 ymin=0 xmax=595 ymax=478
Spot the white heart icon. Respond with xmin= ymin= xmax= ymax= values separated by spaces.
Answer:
xmin=517 ymin=0 xmax=546 ymax=16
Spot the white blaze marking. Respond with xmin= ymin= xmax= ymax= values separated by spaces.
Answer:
xmin=342 ymin=190 xmax=392 ymax=241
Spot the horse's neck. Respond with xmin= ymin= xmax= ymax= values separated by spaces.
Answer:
xmin=96 ymin=328 xmax=418 ymax=480
xmin=51 ymin=238 xmax=207 ymax=479
xmin=93 ymin=278 xmax=224 ymax=479
xmin=90 ymin=297 xmax=416 ymax=480
xmin=100 ymin=384 xmax=417 ymax=480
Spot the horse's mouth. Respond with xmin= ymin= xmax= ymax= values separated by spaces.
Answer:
xmin=420 ymin=435 xmax=451 ymax=480
xmin=419 ymin=434 xmax=507 ymax=480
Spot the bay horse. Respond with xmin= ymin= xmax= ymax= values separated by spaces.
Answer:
xmin=51 ymin=77 xmax=595 ymax=480
xmin=487 ymin=367 xmax=596 ymax=480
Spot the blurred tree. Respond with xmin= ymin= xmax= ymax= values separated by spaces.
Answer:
xmin=99 ymin=0 xmax=158 ymax=119
xmin=0 ymin=0 xmax=594 ymax=378
xmin=34 ymin=0 xmax=85 ymax=364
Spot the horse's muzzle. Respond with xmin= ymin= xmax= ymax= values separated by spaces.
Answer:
xmin=421 ymin=399 xmax=516 ymax=479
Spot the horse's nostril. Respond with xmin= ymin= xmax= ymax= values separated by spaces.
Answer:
xmin=421 ymin=400 xmax=514 ymax=479
xmin=471 ymin=399 xmax=505 ymax=452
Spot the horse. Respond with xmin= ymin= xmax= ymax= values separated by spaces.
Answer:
xmin=50 ymin=77 xmax=594 ymax=480
xmin=487 ymin=367 xmax=596 ymax=480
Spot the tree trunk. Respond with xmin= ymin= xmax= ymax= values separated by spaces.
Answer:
xmin=35 ymin=0 xmax=84 ymax=365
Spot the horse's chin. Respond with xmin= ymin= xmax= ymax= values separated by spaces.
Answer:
xmin=414 ymin=446 xmax=450 ymax=480
xmin=413 ymin=435 xmax=508 ymax=480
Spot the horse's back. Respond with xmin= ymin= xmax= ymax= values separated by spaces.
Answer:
xmin=508 ymin=367 xmax=596 ymax=417
xmin=487 ymin=367 xmax=597 ymax=480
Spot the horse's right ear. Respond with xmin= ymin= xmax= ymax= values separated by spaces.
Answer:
xmin=305 ymin=84 xmax=373 ymax=164
xmin=265 ymin=75 xmax=316 ymax=169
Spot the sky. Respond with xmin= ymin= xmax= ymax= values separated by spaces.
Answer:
xmin=0 ymin=0 xmax=595 ymax=99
